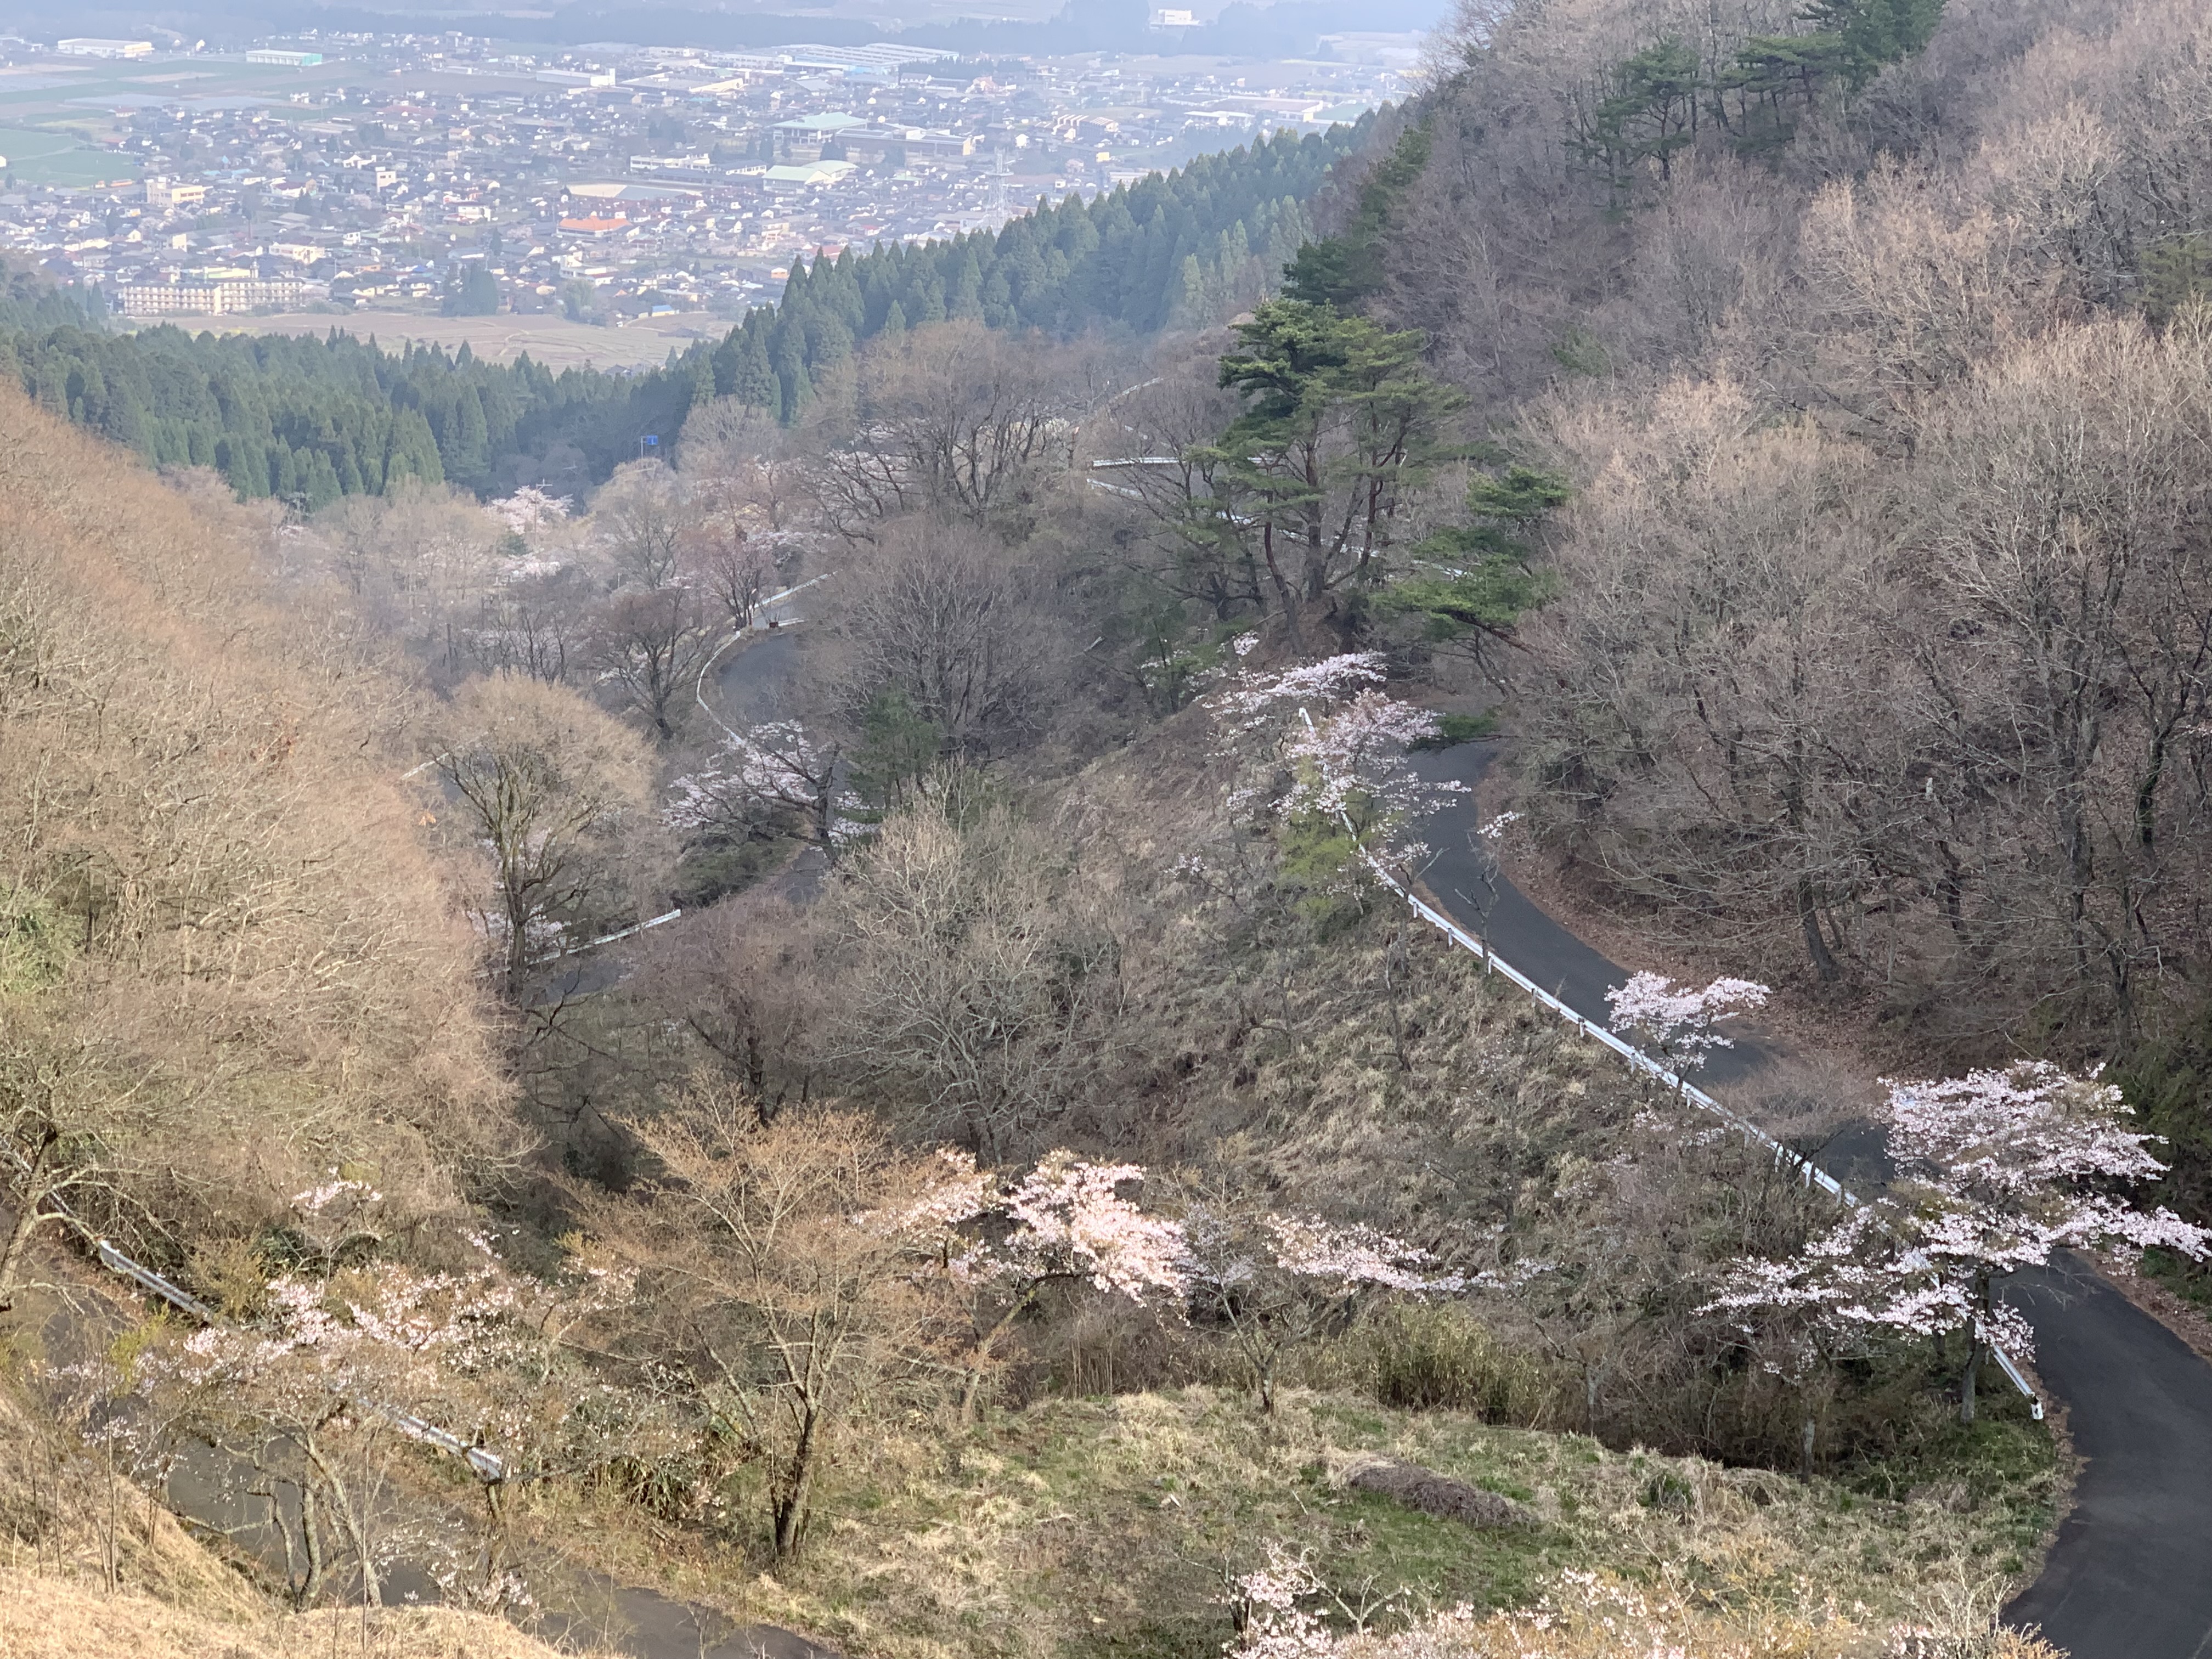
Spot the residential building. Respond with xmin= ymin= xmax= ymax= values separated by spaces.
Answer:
xmin=116 ymin=275 xmax=304 ymax=317
xmin=764 ymin=160 xmax=856 ymax=190
xmin=628 ymin=153 xmax=712 ymax=177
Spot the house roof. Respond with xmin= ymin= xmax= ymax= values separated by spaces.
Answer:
xmin=770 ymin=111 xmax=866 ymax=133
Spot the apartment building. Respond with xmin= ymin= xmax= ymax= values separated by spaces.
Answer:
xmin=117 ymin=276 xmax=305 ymax=317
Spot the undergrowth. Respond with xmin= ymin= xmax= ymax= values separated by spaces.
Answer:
xmin=516 ymin=1385 xmax=2058 ymax=1659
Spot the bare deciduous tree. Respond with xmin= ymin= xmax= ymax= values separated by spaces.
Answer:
xmin=591 ymin=582 xmax=720 ymax=742
xmin=816 ymin=321 xmax=1093 ymax=538
xmin=430 ymin=675 xmax=653 ymax=994
xmin=820 ymin=795 xmax=1122 ymax=1158
xmin=591 ymin=1092 xmax=946 ymax=1557
xmin=826 ymin=516 xmax=1057 ymax=755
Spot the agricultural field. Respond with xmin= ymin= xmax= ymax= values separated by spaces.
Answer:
xmin=215 ymin=307 xmax=729 ymax=368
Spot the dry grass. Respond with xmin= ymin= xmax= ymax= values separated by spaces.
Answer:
xmin=0 ymin=383 xmax=518 ymax=1259
xmin=0 ymin=1572 xmax=610 ymax=1659
xmin=517 ymin=1386 xmax=2057 ymax=1659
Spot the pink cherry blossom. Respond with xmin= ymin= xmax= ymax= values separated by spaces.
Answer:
xmin=1605 ymin=972 xmax=1771 ymax=1070
xmin=955 ymin=1151 xmax=1191 ymax=1300
xmin=1281 ymin=692 xmax=1468 ymax=827
xmin=1212 ymin=652 xmax=1389 ymax=729
xmin=1708 ymin=1062 xmax=2211 ymax=1403
xmin=666 ymin=719 xmax=861 ymax=848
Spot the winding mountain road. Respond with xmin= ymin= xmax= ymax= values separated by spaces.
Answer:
xmin=1413 ymin=742 xmax=2212 ymax=1659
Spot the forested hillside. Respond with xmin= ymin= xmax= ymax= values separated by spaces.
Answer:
xmin=2 ymin=324 xmax=693 ymax=501
xmin=0 ymin=121 xmax=1365 ymax=505
xmin=723 ymin=122 xmax=1363 ymax=420
xmin=1358 ymin=0 xmax=2212 ymax=1039
xmin=19 ymin=3 xmax=2212 ymax=1656
xmin=1300 ymin=0 xmax=2212 ymax=1278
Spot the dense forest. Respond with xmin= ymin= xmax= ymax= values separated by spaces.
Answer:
xmin=723 ymin=121 xmax=1363 ymax=417
xmin=0 ymin=121 xmax=1367 ymax=504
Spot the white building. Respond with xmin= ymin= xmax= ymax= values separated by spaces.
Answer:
xmin=117 ymin=276 xmax=303 ymax=318
xmin=144 ymin=178 xmax=209 ymax=210
xmin=245 ymin=49 xmax=324 ymax=67
xmin=628 ymin=153 xmax=712 ymax=176
xmin=57 ymin=37 xmax=153 ymax=59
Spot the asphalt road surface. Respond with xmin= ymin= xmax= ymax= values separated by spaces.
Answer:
xmin=1413 ymin=741 xmax=2212 ymax=1659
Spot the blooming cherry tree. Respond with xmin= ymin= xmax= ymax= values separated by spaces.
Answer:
xmin=134 ymin=1184 xmax=629 ymax=1607
xmin=1605 ymin=972 xmax=1771 ymax=1072
xmin=1710 ymin=1062 xmax=2212 ymax=1422
xmin=1206 ymin=652 xmax=1465 ymax=879
xmin=1212 ymin=648 xmax=1388 ymax=730
xmin=1283 ymin=692 xmax=1467 ymax=848
xmin=883 ymin=1149 xmax=1190 ymax=1417
xmin=667 ymin=719 xmax=861 ymax=853
xmin=1186 ymin=1207 xmax=1464 ymax=1413
xmin=489 ymin=486 xmax=572 ymax=539
xmin=1884 ymin=1062 xmax=2210 ymax=1419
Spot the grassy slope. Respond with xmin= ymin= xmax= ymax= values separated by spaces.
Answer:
xmin=531 ymin=1386 xmax=2057 ymax=1659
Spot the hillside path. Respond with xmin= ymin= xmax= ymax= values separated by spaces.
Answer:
xmin=1412 ymin=742 xmax=2212 ymax=1659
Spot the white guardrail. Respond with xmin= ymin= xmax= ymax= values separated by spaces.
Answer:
xmin=3 ymin=1152 xmax=512 ymax=1479
xmin=1298 ymin=709 xmax=2044 ymax=1419
xmin=693 ymin=571 xmax=833 ymax=745
xmin=1380 ymin=856 xmax=2044 ymax=1417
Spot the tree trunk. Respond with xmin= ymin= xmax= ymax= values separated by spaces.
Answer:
xmin=1796 ymin=878 xmax=1840 ymax=981
xmin=302 ymin=1435 xmax=376 ymax=1608
xmin=772 ymin=1408 xmax=820 ymax=1558
xmin=0 ymin=1192 xmax=50 ymax=1313
xmin=0 ymin=1131 xmax=60 ymax=1313
xmin=1259 ymin=523 xmax=1305 ymax=653
xmin=957 ymin=1290 xmax=1037 ymax=1423
xmin=503 ymin=889 xmax=531 ymax=996
xmin=298 ymin=1481 xmax=328 ymax=1607
xmin=1959 ymin=1336 xmax=1982 ymax=1425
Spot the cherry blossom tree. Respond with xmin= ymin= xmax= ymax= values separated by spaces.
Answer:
xmin=131 ymin=1178 xmax=628 ymax=1608
xmin=1206 ymin=650 xmax=1465 ymax=879
xmin=1212 ymin=646 xmax=1389 ymax=729
xmin=1709 ymin=1062 xmax=2212 ymax=1422
xmin=1887 ymin=1062 xmax=2211 ymax=1420
xmin=885 ymin=1149 xmax=1189 ymax=1417
xmin=666 ymin=719 xmax=859 ymax=853
xmin=1604 ymin=972 xmax=1771 ymax=1072
xmin=1283 ymin=692 xmax=1465 ymax=848
xmin=488 ymin=486 xmax=572 ymax=540
xmin=140 ymin=1260 xmax=497 ymax=1606
xmin=1185 ymin=1207 xmax=1464 ymax=1412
